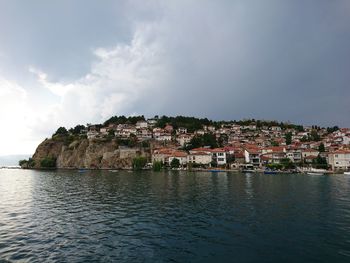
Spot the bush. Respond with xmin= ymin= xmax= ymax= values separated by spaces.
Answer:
xmin=132 ymin=156 xmax=147 ymax=170
xmin=19 ymin=159 xmax=28 ymax=166
xmin=53 ymin=127 xmax=68 ymax=137
xmin=280 ymin=158 xmax=295 ymax=169
xmin=19 ymin=158 xmax=35 ymax=168
xmin=170 ymin=158 xmax=180 ymax=169
xmin=266 ymin=163 xmax=283 ymax=170
xmin=152 ymin=161 xmax=162 ymax=171
xmin=40 ymin=157 xmax=56 ymax=168
xmin=69 ymin=125 xmax=86 ymax=135
xmin=142 ymin=141 xmax=150 ymax=148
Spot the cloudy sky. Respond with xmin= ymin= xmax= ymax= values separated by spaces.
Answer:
xmin=0 ymin=0 xmax=349 ymax=155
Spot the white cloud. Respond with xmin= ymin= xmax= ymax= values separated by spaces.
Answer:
xmin=25 ymin=22 xmax=166 ymax=144
xmin=0 ymin=77 xmax=38 ymax=154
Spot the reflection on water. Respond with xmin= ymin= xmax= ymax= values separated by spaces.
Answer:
xmin=0 ymin=169 xmax=350 ymax=262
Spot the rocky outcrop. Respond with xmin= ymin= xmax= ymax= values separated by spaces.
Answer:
xmin=31 ymin=137 xmax=149 ymax=169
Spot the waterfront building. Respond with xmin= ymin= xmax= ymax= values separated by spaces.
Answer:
xmin=328 ymin=150 xmax=350 ymax=170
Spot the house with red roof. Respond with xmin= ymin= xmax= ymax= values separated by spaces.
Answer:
xmin=187 ymin=152 xmax=212 ymax=166
xmin=211 ymin=148 xmax=227 ymax=166
xmin=244 ymin=147 xmax=261 ymax=166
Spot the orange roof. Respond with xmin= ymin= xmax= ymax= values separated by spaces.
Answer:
xmin=171 ymin=151 xmax=188 ymax=157
xmin=302 ymin=149 xmax=319 ymax=152
xmin=224 ymin=146 xmax=236 ymax=151
xmin=190 ymin=152 xmax=211 ymax=156
xmin=191 ymin=147 xmax=212 ymax=152
xmin=264 ymin=146 xmax=285 ymax=152
xmin=211 ymin=148 xmax=226 ymax=153
xmin=331 ymin=150 xmax=350 ymax=154
xmin=245 ymin=148 xmax=260 ymax=154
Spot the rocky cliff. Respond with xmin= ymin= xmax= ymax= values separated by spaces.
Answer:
xmin=31 ymin=137 xmax=150 ymax=169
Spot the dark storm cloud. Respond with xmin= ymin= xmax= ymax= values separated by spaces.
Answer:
xmin=0 ymin=0 xmax=132 ymax=80
xmin=143 ymin=0 xmax=350 ymax=126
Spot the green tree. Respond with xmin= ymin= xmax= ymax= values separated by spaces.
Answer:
xmin=170 ymin=158 xmax=180 ymax=169
xmin=106 ymin=129 xmax=115 ymax=140
xmin=69 ymin=125 xmax=86 ymax=135
xmin=295 ymin=125 xmax=304 ymax=132
xmin=19 ymin=159 xmax=28 ymax=167
xmin=310 ymin=130 xmax=320 ymax=141
xmin=318 ymin=143 xmax=325 ymax=152
xmin=211 ymin=159 xmax=218 ymax=168
xmin=300 ymin=136 xmax=309 ymax=142
xmin=53 ymin=127 xmax=68 ymax=137
xmin=218 ymin=134 xmax=228 ymax=147
xmin=132 ymin=156 xmax=147 ymax=170
xmin=271 ymin=140 xmax=279 ymax=146
xmin=266 ymin=163 xmax=283 ymax=170
xmin=186 ymin=133 xmax=218 ymax=150
xmin=152 ymin=161 xmax=162 ymax=171
xmin=280 ymin=158 xmax=295 ymax=169
xmin=327 ymin=126 xmax=339 ymax=134
xmin=127 ymin=134 xmax=137 ymax=147
xmin=312 ymin=155 xmax=328 ymax=169
xmin=141 ymin=141 xmax=150 ymax=148
xmin=285 ymin=132 xmax=292 ymax=145
xmin=19 ymin=158 xmax=36 ymax=168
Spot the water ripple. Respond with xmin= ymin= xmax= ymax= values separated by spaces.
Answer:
xmin=0 ymin=170 xmax=350 ymax=262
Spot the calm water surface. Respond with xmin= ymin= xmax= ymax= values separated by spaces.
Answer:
xmin=0 ymin=169 xmax=350 ymax=262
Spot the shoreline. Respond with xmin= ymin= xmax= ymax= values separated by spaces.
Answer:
xmin=11 ymin=167 xmax=342 ymax=174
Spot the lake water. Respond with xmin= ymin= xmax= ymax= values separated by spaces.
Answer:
xmin=0 ymin=169 xmax=350 ymax=262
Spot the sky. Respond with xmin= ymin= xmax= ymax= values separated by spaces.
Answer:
xmin=0 ymin=0 xmax=349 ymax=155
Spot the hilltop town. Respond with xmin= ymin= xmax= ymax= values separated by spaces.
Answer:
xmin=21 ymin=115 xmax=350 ymax=172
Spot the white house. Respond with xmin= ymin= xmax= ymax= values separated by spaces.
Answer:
xmin=177 ymin=127 xmax=188 ymax=134
xmin=87 ymin=130 xmax=99 ymax=139
xmin=147 ymin=119 xmax=158 ymax=127
xmin=100 ymin=127 xmax=109 ymax=135
xmin=195 ymin=130 xmax=205 ymax=135
xmin=244 ymin=148 xmax=261 ymax=166
xmin=136 ymin=129 xmax=152 ymax=140
xmin=136 ymin=121 xmax=148 ymax=129
xmin=211 ymin=148 xmax=227 ymax=166
xmin=168 ymin=151 xmax=188 ymax=166
xmin=176 ymin=134 xmax=193 ymax=147
xmin=270 ymin=126 xmax=282 ymax=131
xmin=301 ymin=149 xmax=319 ymax=159
xmin=152 ymin=149 xmax=187 ymax=166
xmin=155 ymin=134 xmax=172 ymax=141
xmin=187 ymin=152 xmax=212 ymax=166
xmin=286 ymin=148 xmax=302 ymax=163
xmin=328 ymin=150 xmax=350 ymax=170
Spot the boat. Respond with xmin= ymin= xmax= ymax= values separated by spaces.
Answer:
xmin=306 ymin=168 xmax=327 ymax=176
xmin=264 ymin=170 xmax=277 ymax=175
xmin=241 ymin=164 xmax=255 ymax=173
xmin=209 ymin=169 xmax=223 ymax=173
xmin=307 ymin=172 xmax=324 ymax=176
xmin=344 ymin=172 xmax=350 ymax=175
